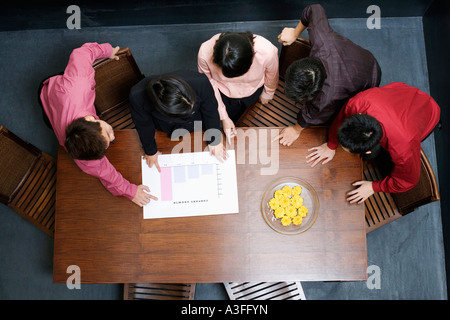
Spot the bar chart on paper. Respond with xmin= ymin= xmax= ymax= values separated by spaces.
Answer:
xmin=141 ymin=151 xmax=239 ymax=219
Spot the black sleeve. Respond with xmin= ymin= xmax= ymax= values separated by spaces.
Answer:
xmin=300 ymin=4 xmax=334 ymax=50
xmin=195 ymin=73 xmax=222 ymax=146
xmin=129 ymin=79 xmax=158 ymax=155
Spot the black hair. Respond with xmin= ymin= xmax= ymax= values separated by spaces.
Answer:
xmin=284 ymin=57 xmax=327 ymax=103
xmin=65 ymin=117 xmax=107 ymax=160
xmin=337 ymin=114 xmax=383 ymax=154
xmin=147 ymin=75 xmax=196 ymax=118
xmin=213 ymin=31 xmax=255 ymax=78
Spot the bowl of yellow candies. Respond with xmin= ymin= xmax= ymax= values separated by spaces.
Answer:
xmin=261 ymin=177 xmax=319 ymax=235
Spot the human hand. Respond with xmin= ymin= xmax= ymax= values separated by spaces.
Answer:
xmin=132 ymin=185 xmax=158 ymax=207
xmin=272 ymin=124 xmax=303 ymax=146
xmin=346 ymin=181 xmax=374 ymax=204
xmin=277 ymin=27 xmax=299 ymax=46
xmin=222 ymin=117 xmax=237 ymax=145
xmin=209 ymin=141 xmax=228 ymax=163
xmin=143 ymin=152 xmax=161 ymax=172
xmin=306 ymin=143 xmax=336 ymax=167
xmin=109 ymin=46 xmax=120 ymax=60
xmin=259 ymin=95 xmax=271 ymax=105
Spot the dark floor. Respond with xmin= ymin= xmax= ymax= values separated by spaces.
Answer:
xmin=0 ymin=16 xmax=447 ymax=299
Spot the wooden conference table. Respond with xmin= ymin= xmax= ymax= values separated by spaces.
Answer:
xmin=53 ymin=127 xmax=366 ymax=283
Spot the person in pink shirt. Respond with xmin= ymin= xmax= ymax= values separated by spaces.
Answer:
xmin=198 ymin=31 xmax=279 ymax=143
xmin=39 ymin=42 xmax=156 ymax=207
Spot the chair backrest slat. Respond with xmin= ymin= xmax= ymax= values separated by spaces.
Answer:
xmin=93 ymin=47 xmax=144 ymax=129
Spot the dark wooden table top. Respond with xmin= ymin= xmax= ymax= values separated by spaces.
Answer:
xmin=53 ymin=127 xmax=366 ymax=283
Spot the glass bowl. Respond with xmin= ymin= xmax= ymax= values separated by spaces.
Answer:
xmin=261 ymin=177 xmax=319 ymax=235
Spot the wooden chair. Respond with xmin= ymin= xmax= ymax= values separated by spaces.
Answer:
xmin=124 ymin=283 xmax=196 ymax=300
xmin=278 ymin=37 xmax=313 ymax=80
xmin=93 ymin=47 xmax=145 ymax=129
xmin=236 ymin=37 xmax=311 ymax=127
xmin=224 ymin=282 xmax=306 ymax=300
xmin=0 ymin=126 xmax=56 ymax=237
xmin=364 ymin=149 xmax=440 ymax=232
xmin=363 ymin=160 xmax=401 ymax=232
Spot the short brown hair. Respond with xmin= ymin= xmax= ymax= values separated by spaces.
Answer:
xmin=65 ymin=118 xmax=107 ymax=160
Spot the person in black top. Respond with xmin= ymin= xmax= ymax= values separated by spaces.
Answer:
xmin=129 ymin=70 xmax=227 ymax=171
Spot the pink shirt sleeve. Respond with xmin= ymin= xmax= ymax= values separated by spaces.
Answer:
xmin=65 ymin=42 xmax=113 ymax=78
xmin=260 ymin=44 xmax=279 ymax=101
xmin=74 ymin=157 xmax=138 ymax=201
xmin=197 ymin=39 xmax=230 ymax=120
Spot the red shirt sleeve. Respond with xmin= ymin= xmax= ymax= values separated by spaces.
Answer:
xmin=371 ymin=140 xmax=421 ymax=194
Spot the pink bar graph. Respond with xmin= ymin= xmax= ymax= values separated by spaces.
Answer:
xmin=160 ymin=167 xmax=173 ymax=201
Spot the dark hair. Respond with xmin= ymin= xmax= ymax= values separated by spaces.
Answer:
xmin=65 ymin=117 xmax=107 ymax=160
xmin=147 ymin=76 xmax=196 ymax=118
xmin=284 ymin=57 xmax=327 ymax=103
xmin=213 ymin=31 xmax=255 ymax=78
xmin=337 ymin=114 xmax=383 ymax=154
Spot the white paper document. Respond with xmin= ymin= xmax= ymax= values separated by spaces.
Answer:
xmin=141 ymin=150 xmax=239 ymax=219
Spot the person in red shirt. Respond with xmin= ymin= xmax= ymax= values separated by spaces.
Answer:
xmin=39 ymin=42 xmax=156 ymax=207
xmin=306 ymin=82 xmax=440 ymax=204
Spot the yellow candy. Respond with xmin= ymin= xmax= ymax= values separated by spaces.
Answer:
xmin=269 ymin=198 xmax=279 ymax=210
xmin=281 ymin=185 xmax=292 ymax=197
xmin=274 ymin=189 xmax=284 ymax=199
xmin=274 ymin=207 xmax=285 ymax=219
xmin=281 ymin=216 xmax=292 ymax=226
xmin=268 ymin=184 xmax=308 ymax=228
xmin=290 ymin=195 xmax=303 ymax=208
xmin=285 ymin=205 xmax=297 ymax=218
xmin=298 ymin=205 xmax=308 ymax=217
xmin=292 ymin=185 xmax=302 ymax=196
xmin=293 ymin=216 xmax=303 ymax=225
xmin=279 ymin=196 xmax=291 ymax=208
